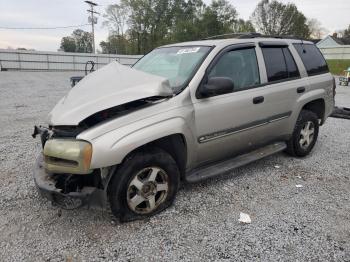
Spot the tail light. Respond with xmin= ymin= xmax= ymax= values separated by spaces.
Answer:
xmin=332 ymin=77 xmax=336 ymax=97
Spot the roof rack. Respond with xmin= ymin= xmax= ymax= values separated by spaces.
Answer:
xmin=203 ymin=32 xmax=261 ymax=40
xmin=203 ymin=32 xmax=309 ymax=41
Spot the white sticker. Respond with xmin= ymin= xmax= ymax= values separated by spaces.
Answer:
xmin=176 ymin=47 xmax=200 ymax=55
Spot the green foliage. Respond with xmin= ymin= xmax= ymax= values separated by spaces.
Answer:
xmin=100 ymin=35 xmax=130 ymax=54
xmin=60 ymin=29 xmax=93 ymax=53
xmin=251 ymin=0 xmax=310 ymax=38
xmin=233 ymin=19 xmax=255 ymax=33
xmin=326 ymin=60 xmax=350 ymax=76
xmin=60 ymin=36 xmax=76 ymax=52
xmin=100 ymin=0 xmax=254 ymax=55
xmin=344 ymin=25 xmax=350 ymax=38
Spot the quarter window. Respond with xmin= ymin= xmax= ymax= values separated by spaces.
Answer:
xmin=208 ymin=48 xmax=260 ymax=92
xmin=293 ymin=43 xmax=329 ymax=76
xmin=261 ymin=47 xmax=300 ymax=82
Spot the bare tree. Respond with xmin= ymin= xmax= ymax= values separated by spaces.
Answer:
xmin=103 ymin=3 xmax=129 ymax=37
xmin=251 ymin=0 xmax=310 ymax=38
xmin=344 ymin=25 xmax=350 ymax=38
xmin=307 ymin=18 xmax=328 ymax=39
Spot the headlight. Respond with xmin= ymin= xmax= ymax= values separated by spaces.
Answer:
xmin=43 ymin=139 xmax=93 ymax=174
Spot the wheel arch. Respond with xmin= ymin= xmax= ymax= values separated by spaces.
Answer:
xmin=301 ymin=98 xmax=326 ymax=125
xmin=88 ymin=117 xmax=194 ymax=171
xmin=122 ymin=134 xmax=188 ymax=180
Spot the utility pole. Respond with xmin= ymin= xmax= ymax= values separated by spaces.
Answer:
xmin=85 ymin=1 xmax=99 ymax=54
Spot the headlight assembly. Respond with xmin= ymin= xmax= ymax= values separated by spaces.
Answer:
xmin=43 ymin=139 xmax=93 ymax=174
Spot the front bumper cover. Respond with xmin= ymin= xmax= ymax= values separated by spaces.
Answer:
xmin=33 ymin=154 xmax=97 ymax=209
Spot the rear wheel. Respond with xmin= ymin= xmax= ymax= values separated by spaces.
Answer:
xmin=108 ymin=147 xmax=180 ymax=222
xmin=286 ymin=110 xmax=319 ymax=157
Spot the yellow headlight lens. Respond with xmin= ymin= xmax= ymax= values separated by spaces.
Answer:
xmin=43 ymin=139 xmax=93 ymax=174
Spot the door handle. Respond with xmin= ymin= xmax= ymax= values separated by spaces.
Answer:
xmin=253 ymin=96 xmax=264 ymax=104
xmin=297 ymin=87 xmax=305 ymax=93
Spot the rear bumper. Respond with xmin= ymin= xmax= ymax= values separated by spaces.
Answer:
xmin=33 ymin=154 xmax=98 ymax=209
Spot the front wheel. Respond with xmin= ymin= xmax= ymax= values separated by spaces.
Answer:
xmin=107 ymin=147 xmax=180 ymax=222
xmin=286 ymin=110 xmax=319 ymax=157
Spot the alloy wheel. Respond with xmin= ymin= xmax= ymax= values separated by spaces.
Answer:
xmin=127 ymin=167 xmax=169 ymax=214
xmin=299 ymin=121 xmax=315 ymax=150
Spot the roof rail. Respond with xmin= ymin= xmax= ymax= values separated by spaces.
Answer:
xmin=203 ymin=32 xmax=261 ymax=40
xmin=202 ymin=32 xmax=309 ymax=41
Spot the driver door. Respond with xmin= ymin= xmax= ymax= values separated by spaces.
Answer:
xmin=193 ymin=44 xmax=272 ymax=165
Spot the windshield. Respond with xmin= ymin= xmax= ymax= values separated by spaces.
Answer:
xmin=133 ymin=46 xmax=211 ymax=93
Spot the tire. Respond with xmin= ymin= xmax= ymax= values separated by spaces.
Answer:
xmin=286 ymin=110 xmax=319 ymax=157
xmin=107 ymin=147 xmax=180 ymax=222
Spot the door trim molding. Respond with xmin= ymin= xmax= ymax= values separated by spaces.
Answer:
xmin=198 ymin=111 xmax=292 ymax=143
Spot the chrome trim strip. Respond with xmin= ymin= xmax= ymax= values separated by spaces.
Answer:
xmin=198 ymin=111 xmax=292 ymax=143
xmin=268 ymin=115 xmax=290 ymax=123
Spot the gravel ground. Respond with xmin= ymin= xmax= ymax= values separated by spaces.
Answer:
xmin=335 ymin=79 xmax=350 ymax=108
xmin=0 ymin=72 xmax=350 ymax=261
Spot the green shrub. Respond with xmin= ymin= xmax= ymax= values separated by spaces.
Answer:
xmin=326 ymin=60 xmax=350 ymax=75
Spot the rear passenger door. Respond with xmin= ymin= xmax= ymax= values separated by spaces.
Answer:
xmin=257 ymin=41 xmax=309 ymax=140
xmin=292 ymin=43 xmax=334 ymax=118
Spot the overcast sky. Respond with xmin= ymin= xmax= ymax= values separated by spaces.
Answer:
xmin=0 ymin=0 xmax=349 ymax=51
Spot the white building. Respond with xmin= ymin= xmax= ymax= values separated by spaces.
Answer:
xmin=317 ymin=36 xmax=350 ymax=60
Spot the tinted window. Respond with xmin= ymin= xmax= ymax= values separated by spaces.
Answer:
xmin=262 ymin=47 xmax=300 ymax=82
xmin=208 ymin=48 xmax=260 ymax=91
xmin=293 ymin=44 xmax=329 ymax=76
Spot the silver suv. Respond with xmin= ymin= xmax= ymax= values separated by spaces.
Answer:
xmin=33 ymin=36 xmax=335 ymax=222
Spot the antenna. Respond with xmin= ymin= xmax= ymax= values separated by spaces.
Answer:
xmin=301 ymin=39 xmax=307 ymax=53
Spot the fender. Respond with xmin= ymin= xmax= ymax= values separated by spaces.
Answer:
xmin=83 ymin=117 xmax=195 ymax=169
xmin=286 ymin=89 xmax=326 ymax=133
xmin=296 ymin=88 xmax=325 ymax=109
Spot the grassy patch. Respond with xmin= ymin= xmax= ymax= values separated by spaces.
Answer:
xmin=326 ymin=60 xmax=350 ymax=75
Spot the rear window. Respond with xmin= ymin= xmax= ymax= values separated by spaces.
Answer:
xmin=261 ymin=47 xmax=300 ymax=82
xmin=293 ymin=44 xmax=329 ymax=76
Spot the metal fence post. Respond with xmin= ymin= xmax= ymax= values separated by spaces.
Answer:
xmin=18 ymin=52 xmax=21 ymax=70
xmin=46 ymin=54 xmax=49 ymax=70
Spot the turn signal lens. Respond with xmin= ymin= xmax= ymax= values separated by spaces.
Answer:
xmin=82 ymin=143 xmax=93 ymax=171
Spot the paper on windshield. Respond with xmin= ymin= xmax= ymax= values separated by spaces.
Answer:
xmin=176 ymin=47 xmax=200 ymax=55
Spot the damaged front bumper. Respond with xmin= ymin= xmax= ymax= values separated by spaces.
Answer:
xmin=33 ymin=154 xmax=103 ymax=209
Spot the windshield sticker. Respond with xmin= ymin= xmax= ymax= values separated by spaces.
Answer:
xmin=176 ymin=47 xmax=200 ymax=55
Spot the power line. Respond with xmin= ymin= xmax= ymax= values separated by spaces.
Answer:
xmin=0 ymin=24 xmax=90 ymax=30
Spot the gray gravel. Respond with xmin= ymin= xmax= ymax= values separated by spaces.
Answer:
xmin=335 ymin=78 xmax=350 ymax=108
xmin=0 ymin=72 xmax=350 ymax=261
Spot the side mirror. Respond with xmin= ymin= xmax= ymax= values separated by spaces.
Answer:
xmin=200 ymin=77 xmax=234 ymax=98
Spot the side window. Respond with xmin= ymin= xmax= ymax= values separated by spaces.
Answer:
xmin=208 ymin=48 xmax=260 ymax=91
xmin=293 ymin=43 xmax=329 ymax=76
xmin=261 ymin=47 xmax=300 ymax=82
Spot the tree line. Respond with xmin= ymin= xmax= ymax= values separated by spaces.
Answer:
xmin=59 ymin=0 xmax=348 ymax=55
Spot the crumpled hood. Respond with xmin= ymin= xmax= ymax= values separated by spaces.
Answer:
xmin=48 ymin=61 xmax=173 ymax=126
